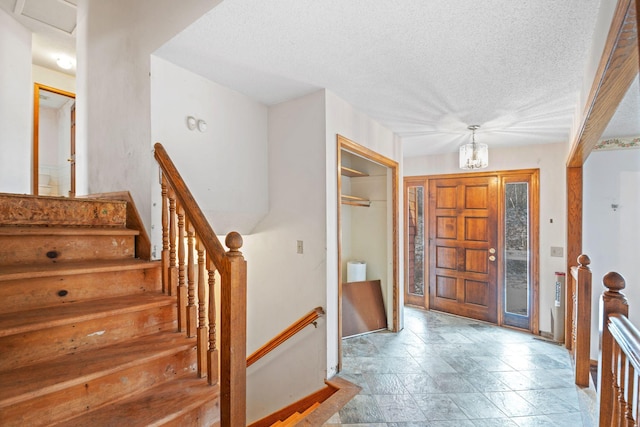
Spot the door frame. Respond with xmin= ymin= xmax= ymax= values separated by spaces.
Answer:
xmin=337 ymin=134 xmax=399 ymax=370
xmin=404 ymin=168 xmax=540 ymax=333
xmin=33 ymin=83 xmax=76 ymax=196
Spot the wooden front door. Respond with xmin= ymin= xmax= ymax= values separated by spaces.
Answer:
xmin=429 ymin=175 xmax=498 ymax=323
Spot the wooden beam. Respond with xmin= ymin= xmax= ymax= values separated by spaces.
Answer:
xmin=567 ymin=0 xmax=638 ymax=167
xmin=565 ymin=166 xmax=582 ymax=349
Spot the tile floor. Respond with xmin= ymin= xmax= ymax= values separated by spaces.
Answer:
xmin=324 ymin=307 xmax=597 ymax=427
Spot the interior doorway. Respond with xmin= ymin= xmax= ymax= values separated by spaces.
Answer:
xmin=33 ymin=83 xmax=76 ymax=197
xmin=337 ymin=135 xmax=399 ymax=368
xmin=404 ymin=169 xmax=539 ymax=333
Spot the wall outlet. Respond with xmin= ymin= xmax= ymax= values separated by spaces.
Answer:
xmin=297 ymin=240 xmax=303 ymax=254
xmin=550 ymin=246 xmax=564 ymax=257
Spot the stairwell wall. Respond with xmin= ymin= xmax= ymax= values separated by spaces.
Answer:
xmin=149 ymin=56 xmax=268 ymax=250
xmin=242 ymin=90 xmax=328 ymax=422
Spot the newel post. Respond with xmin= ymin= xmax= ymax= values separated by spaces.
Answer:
xmin=598 ymin=271 xmax=627 ymax=427
xmin=575 ymin=254 xmax=592 ymax=387
xmin=220 ymin=231 xmax=246 ymax=427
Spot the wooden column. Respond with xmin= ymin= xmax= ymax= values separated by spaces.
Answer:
xmin=598 ymin=271 xmax=628 ymax=427
xmin=565 ymin=166 xmax=582 ymax=349
xmin=220 ymin=232 xmax=246 ymax=427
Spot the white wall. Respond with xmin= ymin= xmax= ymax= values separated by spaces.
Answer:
xmin=584 ymin=149 xmax=640 ymax=359
xmin=325 ymin=90 xmax=403 ymax=377
xmin=404 ymin=141 xmax=567 ymax=334
xmin=32 ymin=65 xmax=75 ymax=94
xmin=0 ymin=9 xmax=31 ymax=194
xmin=150 ymin=56 xmax=268 ymax=252
xmin=242 ymin=90 xmax=327 ymax=422
xmin=75 ymin=0 xmax=220 ymax=233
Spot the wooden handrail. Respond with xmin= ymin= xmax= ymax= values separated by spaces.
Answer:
xmin=598 ymin=271 xmax=629 ymax=427
xmin=154 ymin=143 xmax=226 ymax=273
xmin=608 ymin=315 xmax=640 ymax=379
xmin=247 ymin=307 xmax=325 ymax=368
xmin=154 ymin=142 xmax=247 ymax=427
xmin=570 ymin=254 xmax=592 ymax=387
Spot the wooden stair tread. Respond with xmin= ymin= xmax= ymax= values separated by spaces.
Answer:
xmin=0 ymin=293 xmax=171 ymax=338
xmin=58 ymin=377 xmax=220 ymax=427
xmin=0 ymin=226 xmax=138 ymax=236
xmin=0 ymin=258 xmax=160 ymax=281
xmin=0 ymin=332 xmax=195 ymax=407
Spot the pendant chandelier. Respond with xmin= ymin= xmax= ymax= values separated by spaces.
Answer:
xmin=459 ymin=124 xmax=488 ymax=170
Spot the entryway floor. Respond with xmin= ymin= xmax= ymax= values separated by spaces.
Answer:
xmin=324 ymin=307 xmax=597 ymax=426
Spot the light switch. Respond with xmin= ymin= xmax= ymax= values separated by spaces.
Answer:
xmin=551 ymin=246 xmax=563 ymax=257
xmin=297 ymin=240 xmax=303 ymax=254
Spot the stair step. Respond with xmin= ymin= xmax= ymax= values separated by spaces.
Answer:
xmin=0 ymin=226 xmax=138 ymax=265
xmin=0 ymin=193 xmax=127 ymax=227
xmin=0 ymin=259 xmax=162 ymax=314
xmin=0 ymin=294 xmax=176 ymax=371
xmin=58 ymin=378 xmax=220 ymax=427
xmin=0 ymin=293 xmax=171 ymax=338
xmin=0 ymin=333 xmax=199 ymax=427
xmin=0 ymin=332 xmax=196 ymax=407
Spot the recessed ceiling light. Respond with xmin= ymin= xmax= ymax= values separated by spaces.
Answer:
xmin=56 ymin=56 xmax=74 ymax=70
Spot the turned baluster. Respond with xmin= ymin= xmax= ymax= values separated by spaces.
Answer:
xmin=618 ymin=348 xmax=627 ymax=426
xmin=207 ymin=256 xmax=218 ymax=385
xmin=196 ymin=238 xmax=207 ymax=377
xmin=161 ymin=175 xmax=169 ymax=294
xmin=599 ymin=271 xmax=628 ymax=427
xmin=177 ymin=204 xmax=187 ymax=333
xmin=625 ymin=362 xmax=635 ymax=427
xmin=186 ymin=220 xmax=197 ymax=338
xmin=168 ymin=188 xmax=178 ymax=297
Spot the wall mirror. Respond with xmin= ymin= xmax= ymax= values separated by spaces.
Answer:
xmin=33 ymin=83 xmax=76 ymax=197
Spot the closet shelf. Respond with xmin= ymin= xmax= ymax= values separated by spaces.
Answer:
xmin=341 ymin=194 xmax=370 ymax=207
xmin=341 ymin=166 xmax=369 ymax=178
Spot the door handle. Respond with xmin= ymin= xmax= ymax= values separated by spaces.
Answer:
xmin=489 ymin=255 xmax=496 ymax=262
xmin=489 ymin=248 xmax=496 ymax=254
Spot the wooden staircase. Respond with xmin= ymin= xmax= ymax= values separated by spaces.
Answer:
xmin=0 ymin=194 xmax=220 ymax=426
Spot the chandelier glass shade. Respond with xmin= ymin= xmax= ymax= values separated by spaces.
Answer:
xmin=459 ymin=125 xmax=488 ymax=170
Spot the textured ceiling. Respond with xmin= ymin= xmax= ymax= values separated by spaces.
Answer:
xmin=154 ymin=0 xmax=635 ymax=156
xmin=4 ymin=0 xmax=638 ymax=156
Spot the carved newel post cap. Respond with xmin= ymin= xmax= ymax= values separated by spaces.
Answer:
xmin=577 ymin=254 xmax=591 ymax=267
xmin=225 ymin=231 xmax=243 ymax=253
xmin=603 ymin=271 xmax=626 ymax=292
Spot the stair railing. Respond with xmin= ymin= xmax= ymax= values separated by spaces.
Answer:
xmin=154 ymin=142 xmax=246 ymax=427
xmin=569 ymin=254 xmax=592 ymax=386
xmin=598 ymin=271 xmax=636 ymax=427
xmin=246 ymin=306 xmax=324 ymax=368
